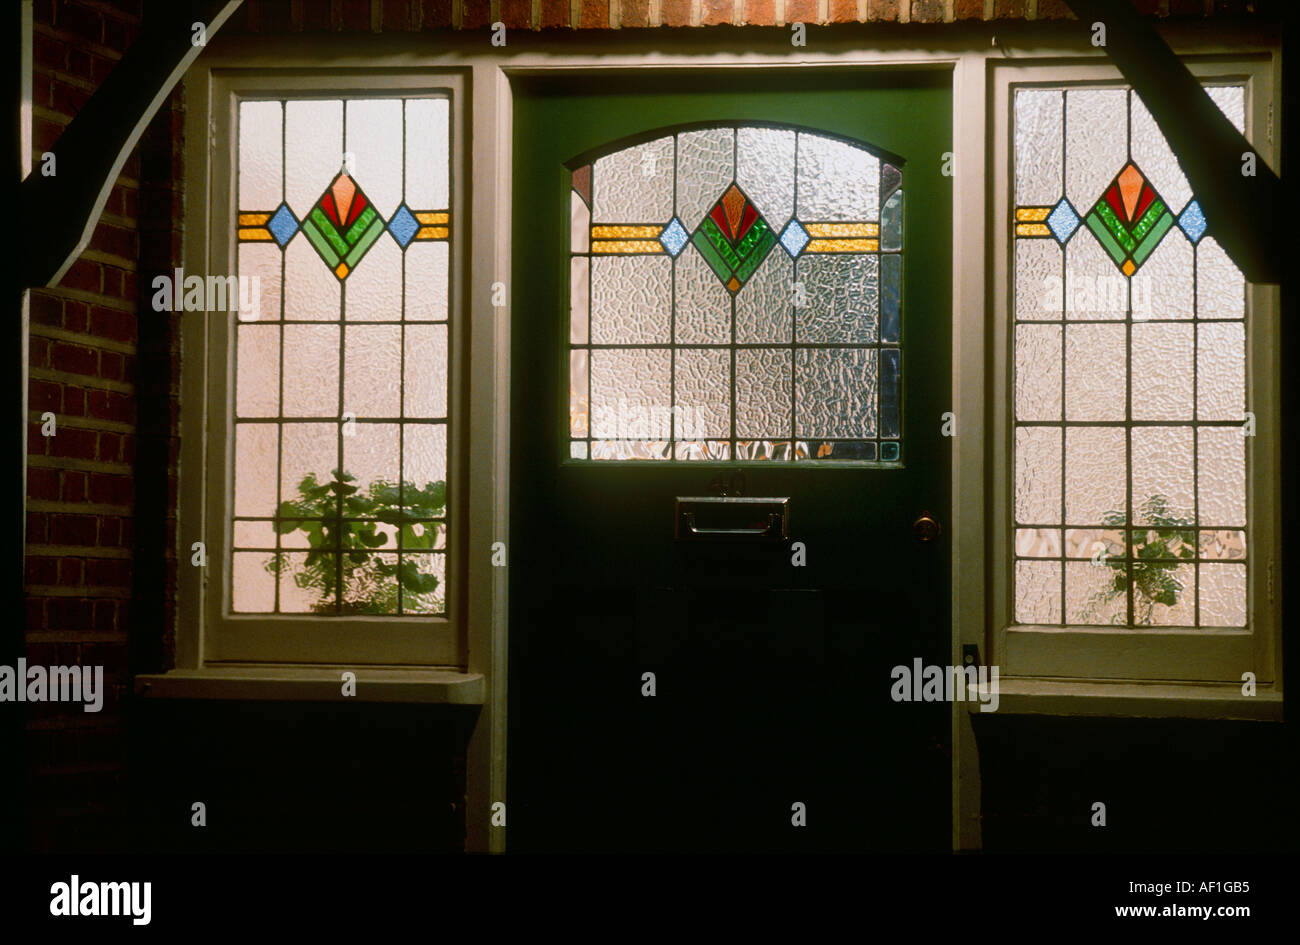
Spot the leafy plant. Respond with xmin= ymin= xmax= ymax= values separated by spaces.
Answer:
xmin=1084 ymin=494 xmax=1195 ymax=625
xmin=266 ymin=469 xmax=446 ymax=614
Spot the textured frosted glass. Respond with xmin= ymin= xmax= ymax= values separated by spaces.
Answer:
xmin=795 ymin=255 xmax=878 ymax=343
xmin=344 ymin=325 xmax=401 ymax=417
xmin=279 ymin=423 xmax=337 ymax=502
xmin=1065 ymin=324 xmax=1126 ymax=421
xmin=1015 ymin=528 xmax=1062 ymax=557
xmin=673 ymin=244 xmax=731 ymax=344
xmin=1196 ymin=237 xmax=1245 ymax=320
xmin=344 ymin=99 xmax=402 ymax=218
xmin=674 ymin=348 xmax=731 ymax=439
xmin=1197 ymin=428 xmax=1245 ymax=527
xmin=1065 ymin=527 xmax=1125 ymax=559
xmin=569 ymin=441 xmax=588 ymax=460
xmin=1015 ymin=239 xmax=1063 ymax=321
xmin=1131 ymin=322 xmax=1193 ymax=421
xmin=1197 ymin=321 xmax=1246 ymax=422
xmin=343 ymin=422 xmax=398 ymax=494
xmin=881 ymin=254 xmax=901 ymax=343
xmin=1200 ymin=529 xmax=1246 ymax=560
xmin=237 ymin=243 xmax=282 ymax=322
xmin=403 ymin=423 xmax=447 ymax=493
xmin=570 ymin=257 xmax=589 ymax=344
xmin=239 ymin=100 xmax=283 ymax=210
xmin=1130 ymin=227 xmax=1193 ymax=321
xmin=1015 ymin=324 xmax=1062 ymax=422
xmin=736 ymin=253 xmax=792 ymax=344
xmin=1015 ymin=90 xmax=1064 ymax=206
xmin=232 ymin=552 xmax=276 ymax=613
xmin=233 ymin=520 xmax=276 ymax=549
xmin=795 ymin=349 xmax=877 ymax=438
xmin=592 ymin=136 xmax=674 ymax=223
xmin=1131 ymin=426 xmax=1195 ymax=524
xmin=346 ymin=236 xmax=402 ymax=321
xmin=405 ymin=242 xmax=449 ymax=321
xmin=285 ymin=237 xmax=340 ymax=320
xmin=1065 ymin=231 xmax=1125 ymax=320
xmin=237 ymin=325 xmax=280 ymax=418
xmin=285 ymin=100 xmax=343 ymax=219
xmin=1015 ymin=426 xmax=1062 ymax=524
xmin=734 ymin=440 xmax=792 ymax=461
xmin=591 ymin=440 xmax=671 ymax=461
xmin=1199 ymin=562 xmax=1246 ymax=626
xmin=796 ymin=132 xmax=880 ymax=222
xmin=676 ymin=128 xmax=734 ymax=229
xmin=404 ymin=324 xmax=448 ymax=418
xmin=736 ymin=127 xmax=795 ymax=231
xmin=1066 ymin=560 xmax=1126 ymax=625
xmin=278 ymin=552 xmax=331 ymax=613
xmin=590 ymin=349 xmax=671 ymax=438
xmin=404 ymin=98 xmax=449 ymax=210
xmin=881 ymin=191 xmax=903 ymax=252
xmin=674 ymin=440 xmax=731 ymax=461
xmin=1144 ymin=563 xmax=1195 ymax=626
xmin=735 ymin=348 xmax=791 ymax=439
xmin=235 ymin=423 xmax=279 ymax=517
xmin=570 ymin=349 xmax=588 ymax=437
xmin=402 ymin=553 xmax=446 ymax=614
xmin=571 ymin=191 xmax=589 ymax=253
xmin=1015 ymin=560 xmax=1061 ymax=624
xmin=282 ymin=325 xmax=339 ymax=416
xmin=1064 ymin=89 xmax=1127 ymax=213
xmin=1065 ymin=427 xmax=1126 ymax=524
xmin=1206 ymin=85 xmax=1246 ymax=133
xmin=1130 ymin=92 xmax=1191 ymax=215
xmin=591 ymin=256 xmax=671 ymax=344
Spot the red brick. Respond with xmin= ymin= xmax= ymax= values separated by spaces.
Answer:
xmin=51 ymin=78 xmax=91 ymax=117
xmin=743 ymin=0 xmax=776 ymax=26
xmin=501 ymin=0 xmax=532 ymax=28
xmin=59 ymin=259 xmax=100 ymax=293
xmin=98 ymin=432 xmax=122 ymax=463
xmin=89 ymin=305 xmax=135 ymax=343
xmin=461 ymin=0 xmax=491 ymax=28
xmin=64 ymin=385 xmax=86 ymax=417
xmin=786 ymin=0 xmax=820 ymax=23
xmin=58 ymin=557 xmax=84 ymax=585
xmin=64 ymin=300 xmax=89 ymax=333
xmin=26 ymin=557 xmax=58 ymax=586
xmin=579 ymin=0 xmax=609 ymax=27
xmin=29 ymin=337 xmax=51 ymax=369
xmin=27 ymin=468 xmax=60 ymax=501
xmin=99 ymin=351 xmax=126 ymax=383
xmin=1037 ymin=0 xmax=1072 ymax=16
xmin=46 ymin=597 xmax=93 ymax=631
xmin=829 ymin=0 xmax=859 ymax=22
xmin=27 ymin=512 xmax=50 ymax=544
xmin=87 ymin=558 xmax=131 ymax=588
xmin=48 ymin=426 xmax=98 ymax=461
xmin=50 ymin=514 xmax=98 ymax=547
xmin=63 ymin=470 xmax=88 ymax=503
xmin=121 ymin=271 xmax=136 ymax=303
xmin=621 ymin=0 xmax=651 ymax=27
xmin=89 ymin=473 xmax=132 ymax=506
xmin=93 ymin=600 xmax=117 ymax=632
xmin=701 ymin=0 xmax=732 ymax=25
xmin=90 ymin=222 xmax=136 ymax=261
xmin=662 ymin=0 xmax=692 ymax=26
xmin=1170 ymin=0 xmax=1202 ymax=12
xmin=1132 ymin=0 xmax=1160 ymax=12
xmin=260 ymin=0 xmax=293 ymax=32
xmin=993 ymin=0 xmax=1025 ymax=17
xmin=911 ymin=0 xmax=944 ymax=21
xmin=422 ymin=0 xmax=454 ymax=28
xmin=341 ymin=0 xmax=372 ymax=30
xmin=867 ymin=0 xmax=899 ymax=19
xmin=55 ymin=2 xmax=105 ymax=44
xmin=30 ymin=380 xmax=62 ymax=413
xmin=30 ymin=293 xmax=62 ymax=328
xmin=538 ymin=0 xmax=568 ymax=27
xmin=51 ymin=342 xmax=98 ymax=377
xmin=101 ymin=14 xmax=137 ymax=51
xmin=302 ymin=0 xmax=332 ymax=30
xmin=33 ymin=30 xmax=67 ymax=70
xmin=98 ymin=516 xmax=123 ymax=547
xmin=90 ymin=54 xmax=117 ymax=85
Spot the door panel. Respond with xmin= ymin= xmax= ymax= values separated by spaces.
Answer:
xmin=510 ymin=69 xmax=953 ymax=852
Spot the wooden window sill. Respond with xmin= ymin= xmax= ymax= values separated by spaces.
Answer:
xmin=981 ymin=677 xmax=1282 ymax=721
xmin=134 ymin=665 xmax=485 ymax=704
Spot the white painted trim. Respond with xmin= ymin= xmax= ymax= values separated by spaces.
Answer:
xmin=135 ymin=665 xmax=485 ymax=703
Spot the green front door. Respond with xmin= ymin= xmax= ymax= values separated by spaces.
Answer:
xmin=509 ymin=69 xmax=953 ymax=852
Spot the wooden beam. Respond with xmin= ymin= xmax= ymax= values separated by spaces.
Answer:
xmin=17 ymin=0 xmax=245 ymax=289
xmin=1063 ymin=0 xmax=1283 ymax=284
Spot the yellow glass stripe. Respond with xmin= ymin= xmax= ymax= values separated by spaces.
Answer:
xmin=803 ymin=223 xmax=879 ymax=238
xmin=415 ymin=226 xmax=450 ymax=240
xmin=591 ymin=240 xmax=665 ymax=254
xmin=238 ymin=212 xmax=273 ymax=226
xmin=1015 ymin=223 xmax=1051 ymax=237
xmin=415 ymin=211 xmax=450 ymax=225
xmin=1015 ymin=207 xmax=1052 ymax=222
xmin=592 ymin=225 xmax=663 ymax=239
xmin=805 ymin=238 xmax=879 ymax=253
xmin=238 ymin=228 xmax=275 ymax=241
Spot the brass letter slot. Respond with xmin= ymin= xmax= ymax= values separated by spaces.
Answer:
xmin=674 ymin=496 xmax=790 ymax=543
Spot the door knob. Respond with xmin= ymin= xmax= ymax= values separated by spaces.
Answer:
xmin=912 ymin=510 xmax=942 ymax=543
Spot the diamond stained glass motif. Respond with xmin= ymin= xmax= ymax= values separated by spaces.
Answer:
xmin=299 ymin=171 xmax=388 ymax=280
xmin=388 ymin=204 xmax=420 ymax=249
xmin=691 ymin=183 xmax=778 ymax=293
xmin=659 ymin=218 xmax=689 ymax=257
xmin=1083 ymin=162 xmax=1175 ymax=277
xmin=1178 ymin=199 xmax=1208 ymax=244
xmin=1046 ymin=198 xmax=1080 ymax=243
xmin=780 ymin=219 xmax=810 ymax=257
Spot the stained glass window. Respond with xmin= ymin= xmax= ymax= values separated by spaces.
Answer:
xmin=230 ymin=97 xmax=451 ymax=615
xmin=568 ymin=125 xmax=904 ymax=463
xmin=1011 ymin=85 xmax=1248 ymax=628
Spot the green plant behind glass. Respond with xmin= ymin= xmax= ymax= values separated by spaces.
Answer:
xmin=266 ymin=469 xmax=446 ymax=614
xmin=1084 ymin=494 xmax=1196 ymax=625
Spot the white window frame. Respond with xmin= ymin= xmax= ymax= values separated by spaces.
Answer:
xmin=986 ymin=57 xmax=1281 ymax=689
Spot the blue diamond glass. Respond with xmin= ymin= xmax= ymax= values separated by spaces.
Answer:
xmin=779 ymin=219 xmax=809 ymax=257
xmin=267 ymin=203 xmax=299 ymax=247
xmin=388 ymin=204 xmax=420 ymax=249
xmin=1178 ymin=200 xmax=1207 ymax=244
xmin=1046 ymin=198 xmax=1080 ymax=244
xmin=659 ymin=217 xmax=689 ymax=257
